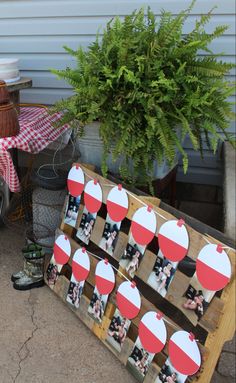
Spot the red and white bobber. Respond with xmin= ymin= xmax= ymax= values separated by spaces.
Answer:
xmin=139 ymin=311 xmax=167 ymax=353
xmin=53 ymin=234 xmax=71 ymax=265
xmin=106 ymin=184 xmax=129 ymax=222
xmin=169 ymin=331 xmax=201 ymax=375
xmin=116 ymin=281 xmax=141 ymax=319
xmin=158 ymin=219 xmax=189 ymax=262
xmin=95 ymin=259 xmax=115 ymax=295
xmin=131 ymin=205 xmax=157 ymax=246
xmin=84 ymin=179 xmax=103 ymax=213
xmin=72 ymin=247 xmax=90 ymax=282
xmin=67 ymin=165 xmax=85 ymax=197
xmin=196 ymin=243 xmax=231 ymax=291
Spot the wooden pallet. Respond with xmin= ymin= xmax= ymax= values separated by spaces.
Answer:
xmin=45 ymin=163 xmax=235 ymax=383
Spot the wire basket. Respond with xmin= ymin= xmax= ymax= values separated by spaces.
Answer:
xmin=31 ymin=187 xmax=67 ymax=247
xmin=3 ymin=115 xmax=77 ymax=239
xmin=25 ymin=222 xmax=57 ymax=251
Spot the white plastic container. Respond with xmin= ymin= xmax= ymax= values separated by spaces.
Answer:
xmin=0 ymin=58 xmax=20 ymax=83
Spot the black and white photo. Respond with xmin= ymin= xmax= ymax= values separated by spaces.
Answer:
xmin=147 ymin=251 xmax=178 ymax=297
xmin=156 ymin=358 xmax=187 ymax=383
xmin=64 ymin=195 xmax=81 ymax=228
xmin=107 ymin=309 xmax=131 ymax=352
xmin=180 ymin=273 xmax=215 ymax=323
xmin=127 ymin=337 xmax=154 ymax=382
xmin=66 ymin=276 xmax=84 ymax=309
xmin=119 ymin=235 xmax=145 ymax=278
xmin=99 ymin=214 xmax=121 ymax=256
xmin=88 ymin=286 xmax=108 ymax=323
xmin=46 ymin=262 xmax=59 ymax=286
xmin=76 ymin=207 xmax=97 ymax=245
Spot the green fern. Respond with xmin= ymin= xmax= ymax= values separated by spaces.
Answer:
xmin=51 ymin=3 xmax=236 ymax=191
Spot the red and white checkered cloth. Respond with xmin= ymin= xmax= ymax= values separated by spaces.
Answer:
xmin=0 ymin=107 xmax=70 ymax=192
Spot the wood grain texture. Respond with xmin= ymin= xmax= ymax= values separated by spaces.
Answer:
xmin=45 ymin=165 xmax=235 ymax=383
xmin=7 ymin=77 xmax=32 ymax=92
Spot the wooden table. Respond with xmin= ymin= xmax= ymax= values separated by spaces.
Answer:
xmin=4 ymin=78 xmax=32 ymax=187
xmin=0 ymin=78 xmax=32 ymax=222
xmin=7 ymin=77 xmax=32 ymax=110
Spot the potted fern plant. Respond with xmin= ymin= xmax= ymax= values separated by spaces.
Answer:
xmin=52 ymin=1 xmax=235 ymax=189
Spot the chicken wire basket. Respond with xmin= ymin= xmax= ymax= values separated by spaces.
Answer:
xmin=4 ymin=129 xmax=76 ymax=243
xmin=27 ymin=187 xmax=67 ymax=248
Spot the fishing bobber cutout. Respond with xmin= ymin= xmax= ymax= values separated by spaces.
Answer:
xmin=139 ymin=311 xmax=167 ymax=353
xmin=66 ymin=248 xmax=89 ymax=309
xmin=72 ymin=248 xmax=90 ymax=282
xmin=116 ymin=281 xmax=141 ymax=319
xmin=169 ymin=331 xmax=201 ymax=376
xmin=67 ymin=165 xmax=85 ymax=197
xmin=95 ymin=259 xmax=115 ymax=295
xmin=84 ymin=179 xmax=102 ymax=213
xmin=53 ymin=234 xmax=71 ymax=265
xmin=47 ymin=235 xmax=71 ymax=288
xmin=106 ymin=184 xmax=129 ymax=222
xmin=196 ymin=243 xmax=231 ymax=291
xmin=158 ymin=219 xmax=189 ymax=262
xmin=131 ymin=205 xmax=157 ymax=246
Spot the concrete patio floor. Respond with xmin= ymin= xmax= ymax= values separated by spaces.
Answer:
xmin=0 ymin=226 xmax=234 ymax=383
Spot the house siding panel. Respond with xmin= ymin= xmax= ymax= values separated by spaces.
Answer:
xmin=0 ymin=0 xmax=235 ymax=185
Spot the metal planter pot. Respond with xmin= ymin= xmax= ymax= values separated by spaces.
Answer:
xmin=76 ymin=121 xmax=178 ymax=179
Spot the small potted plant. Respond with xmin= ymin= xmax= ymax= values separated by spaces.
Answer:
xmin=52 ymin=1 xmax=235 ymax=190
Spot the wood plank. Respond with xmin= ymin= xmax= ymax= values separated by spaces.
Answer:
xmin=79 ymin=163 xmax=223 ymax=263
xmin=46 ymin=165 xmax=235 ymax=383
xmin=136 ymin=250 xmax=156 ymax=282
xmin=160 ymin=201 xmax=236 ymax=249
xmin=7 ymin=77 xmax=32 ymax=92
xmin=199 ymin=297 xmax=224 ymax=332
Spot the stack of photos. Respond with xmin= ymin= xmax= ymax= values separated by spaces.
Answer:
xmin=179 ymin=273 xmax=215 ymax=325
xmin=119 ymin=235 xmax=146 ymax=278
xmin=46 ymin=262 xmax=59 ymax=287
xmin=66 ymin=276 xmax=85 ymax=309
xmin=147 ymin=250 xmax=178 ymax=298
xmin=99 ymin=214 xmax=121 ymax=256
xmin=76 ymin=207 xmax=97 ymax=245
xmin=106 ymin=309 xmax=131 ymax=352
xmin=64 ymin=195 xmax=81 ymax=228
xmin=88 ymin=286 xmax=108 ymax=323
xmin=127 ymin=337 xmax=155 ymax=382
xmin=156 ymin=358 xmax=187 ymax=383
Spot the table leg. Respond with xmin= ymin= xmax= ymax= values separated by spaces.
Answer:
xmin=9 ymin=90 xmax=20 ymax=113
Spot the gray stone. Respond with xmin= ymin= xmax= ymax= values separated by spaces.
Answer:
xmin=223 ymin=334 xmax=236 ymax=353
xmin=217 ymin=352 xmax=236 ymax=379
xmin=211 ymin=371 xmax=233 ymax=383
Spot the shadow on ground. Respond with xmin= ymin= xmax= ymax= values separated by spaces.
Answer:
xmin=0 ymin=226 xmax=234 ymax=383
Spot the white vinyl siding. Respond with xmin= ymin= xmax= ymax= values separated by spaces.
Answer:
xmin=0 ymin=0 xmax=235 ymax=185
